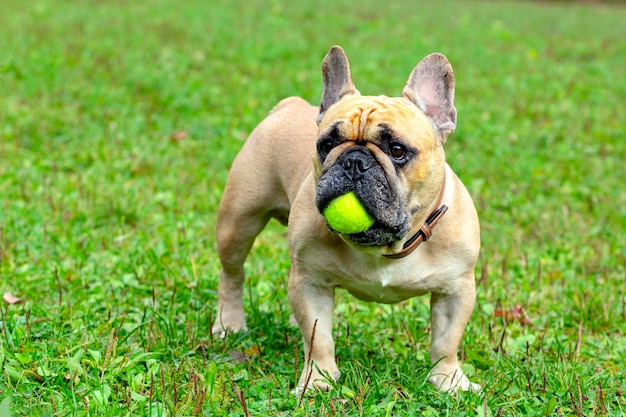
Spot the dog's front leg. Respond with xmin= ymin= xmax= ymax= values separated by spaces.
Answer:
xmin=428 ymin=279 xmax=480 ymax=392
xmin=288 ymin=268 xmax=339 ymax=392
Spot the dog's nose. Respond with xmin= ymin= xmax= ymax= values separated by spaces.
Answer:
xmin=341 ymin=148 xmax=372 ymax=180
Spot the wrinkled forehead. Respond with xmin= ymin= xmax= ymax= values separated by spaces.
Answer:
xmin=318 ymin=95 xmax=434 ymax=141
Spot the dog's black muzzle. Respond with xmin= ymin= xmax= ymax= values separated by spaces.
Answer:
xmin=315 ymin=146 xmax=409 ymax=246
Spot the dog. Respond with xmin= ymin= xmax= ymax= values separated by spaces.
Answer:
xmin=212 ymin=45 xmax=481 ymax=392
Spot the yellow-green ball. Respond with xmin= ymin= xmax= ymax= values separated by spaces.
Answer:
xmin=323 ymin=192 xmax=375 ymax=234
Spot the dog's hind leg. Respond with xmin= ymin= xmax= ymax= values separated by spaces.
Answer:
xmin=211 ymin=180 xmax=274 ymax=334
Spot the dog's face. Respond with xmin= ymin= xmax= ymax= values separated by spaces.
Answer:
xmin=312 ymin=47 xmax=457 ymax=251
xmin=314 ymin=95 xmax=443 ymax=247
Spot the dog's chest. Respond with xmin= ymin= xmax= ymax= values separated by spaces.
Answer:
xmin=309 ymin=251 xmax=456 ymax=304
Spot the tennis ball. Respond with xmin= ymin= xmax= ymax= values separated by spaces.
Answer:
xmin=323 ymin=191 xmax=375 ymax=234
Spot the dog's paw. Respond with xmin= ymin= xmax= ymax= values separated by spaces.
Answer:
xmin=428 ymin=368 xmax=481 ymax=393
xmin=291 ymin=379 xmax=331 ymax=396
xmin=211 ymin=315 xmax=247 ymax=336
xmin=292 ymin=378 xmax=334 ymax=396
xmin=466 ymin=381 xmax=482 ymax=392
xmin=211 ymin=323 xmax=248 ymax=338
xmin=292 ymin=366 xmax=340 ymax=395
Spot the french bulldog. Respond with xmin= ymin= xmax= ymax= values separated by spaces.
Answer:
xmin=212 ymin=45 xmax=481 ymax=392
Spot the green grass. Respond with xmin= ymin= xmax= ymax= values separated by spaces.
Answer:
xmin=1 ymin=0 xmax=625 ymax=415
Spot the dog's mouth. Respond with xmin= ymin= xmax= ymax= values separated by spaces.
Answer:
xmin=342 ymin=221 xmax=409 ymax=247
xmin=317 ymin=189 xmax=409 ymax=247
xmin=315 ymin=145 xmax=410 ymax=247
xmin=320 ymin=194 xmax=410 ymax=247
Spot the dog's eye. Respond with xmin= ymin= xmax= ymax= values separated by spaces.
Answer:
xmin=319 ymin=139 xmax=335 ymax=156
xmin=389 ymin=143 xmax=407 ymax=159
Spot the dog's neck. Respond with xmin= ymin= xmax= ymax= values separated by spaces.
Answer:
xmin=383 ymin=169 xmax=448 ymax=260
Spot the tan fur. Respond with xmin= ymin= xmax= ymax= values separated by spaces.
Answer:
xmin=213 ymin=47 xmax=480 ymax=393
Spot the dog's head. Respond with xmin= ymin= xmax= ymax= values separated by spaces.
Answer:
xmin=314 ymin=46 xmax=456 ymax=253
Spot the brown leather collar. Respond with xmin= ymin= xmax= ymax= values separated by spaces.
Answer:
xmin=383 ymin=170 xmax=448 ymax=260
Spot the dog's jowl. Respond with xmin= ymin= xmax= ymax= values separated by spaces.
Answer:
xmin=213 ymin=45 xmax=481 ymax=392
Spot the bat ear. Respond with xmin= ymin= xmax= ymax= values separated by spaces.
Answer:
xmin=402 ymin=53 xmax=456 ymax=142
xmin=317 ymin=46 xmax=360 ymax=124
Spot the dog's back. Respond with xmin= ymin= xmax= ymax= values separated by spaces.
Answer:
xmin=226 ymin=97 xmax=318 ymax=223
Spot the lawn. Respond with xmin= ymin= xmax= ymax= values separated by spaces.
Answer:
xmin=1 ymin=0 xmax=625 ymax=415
